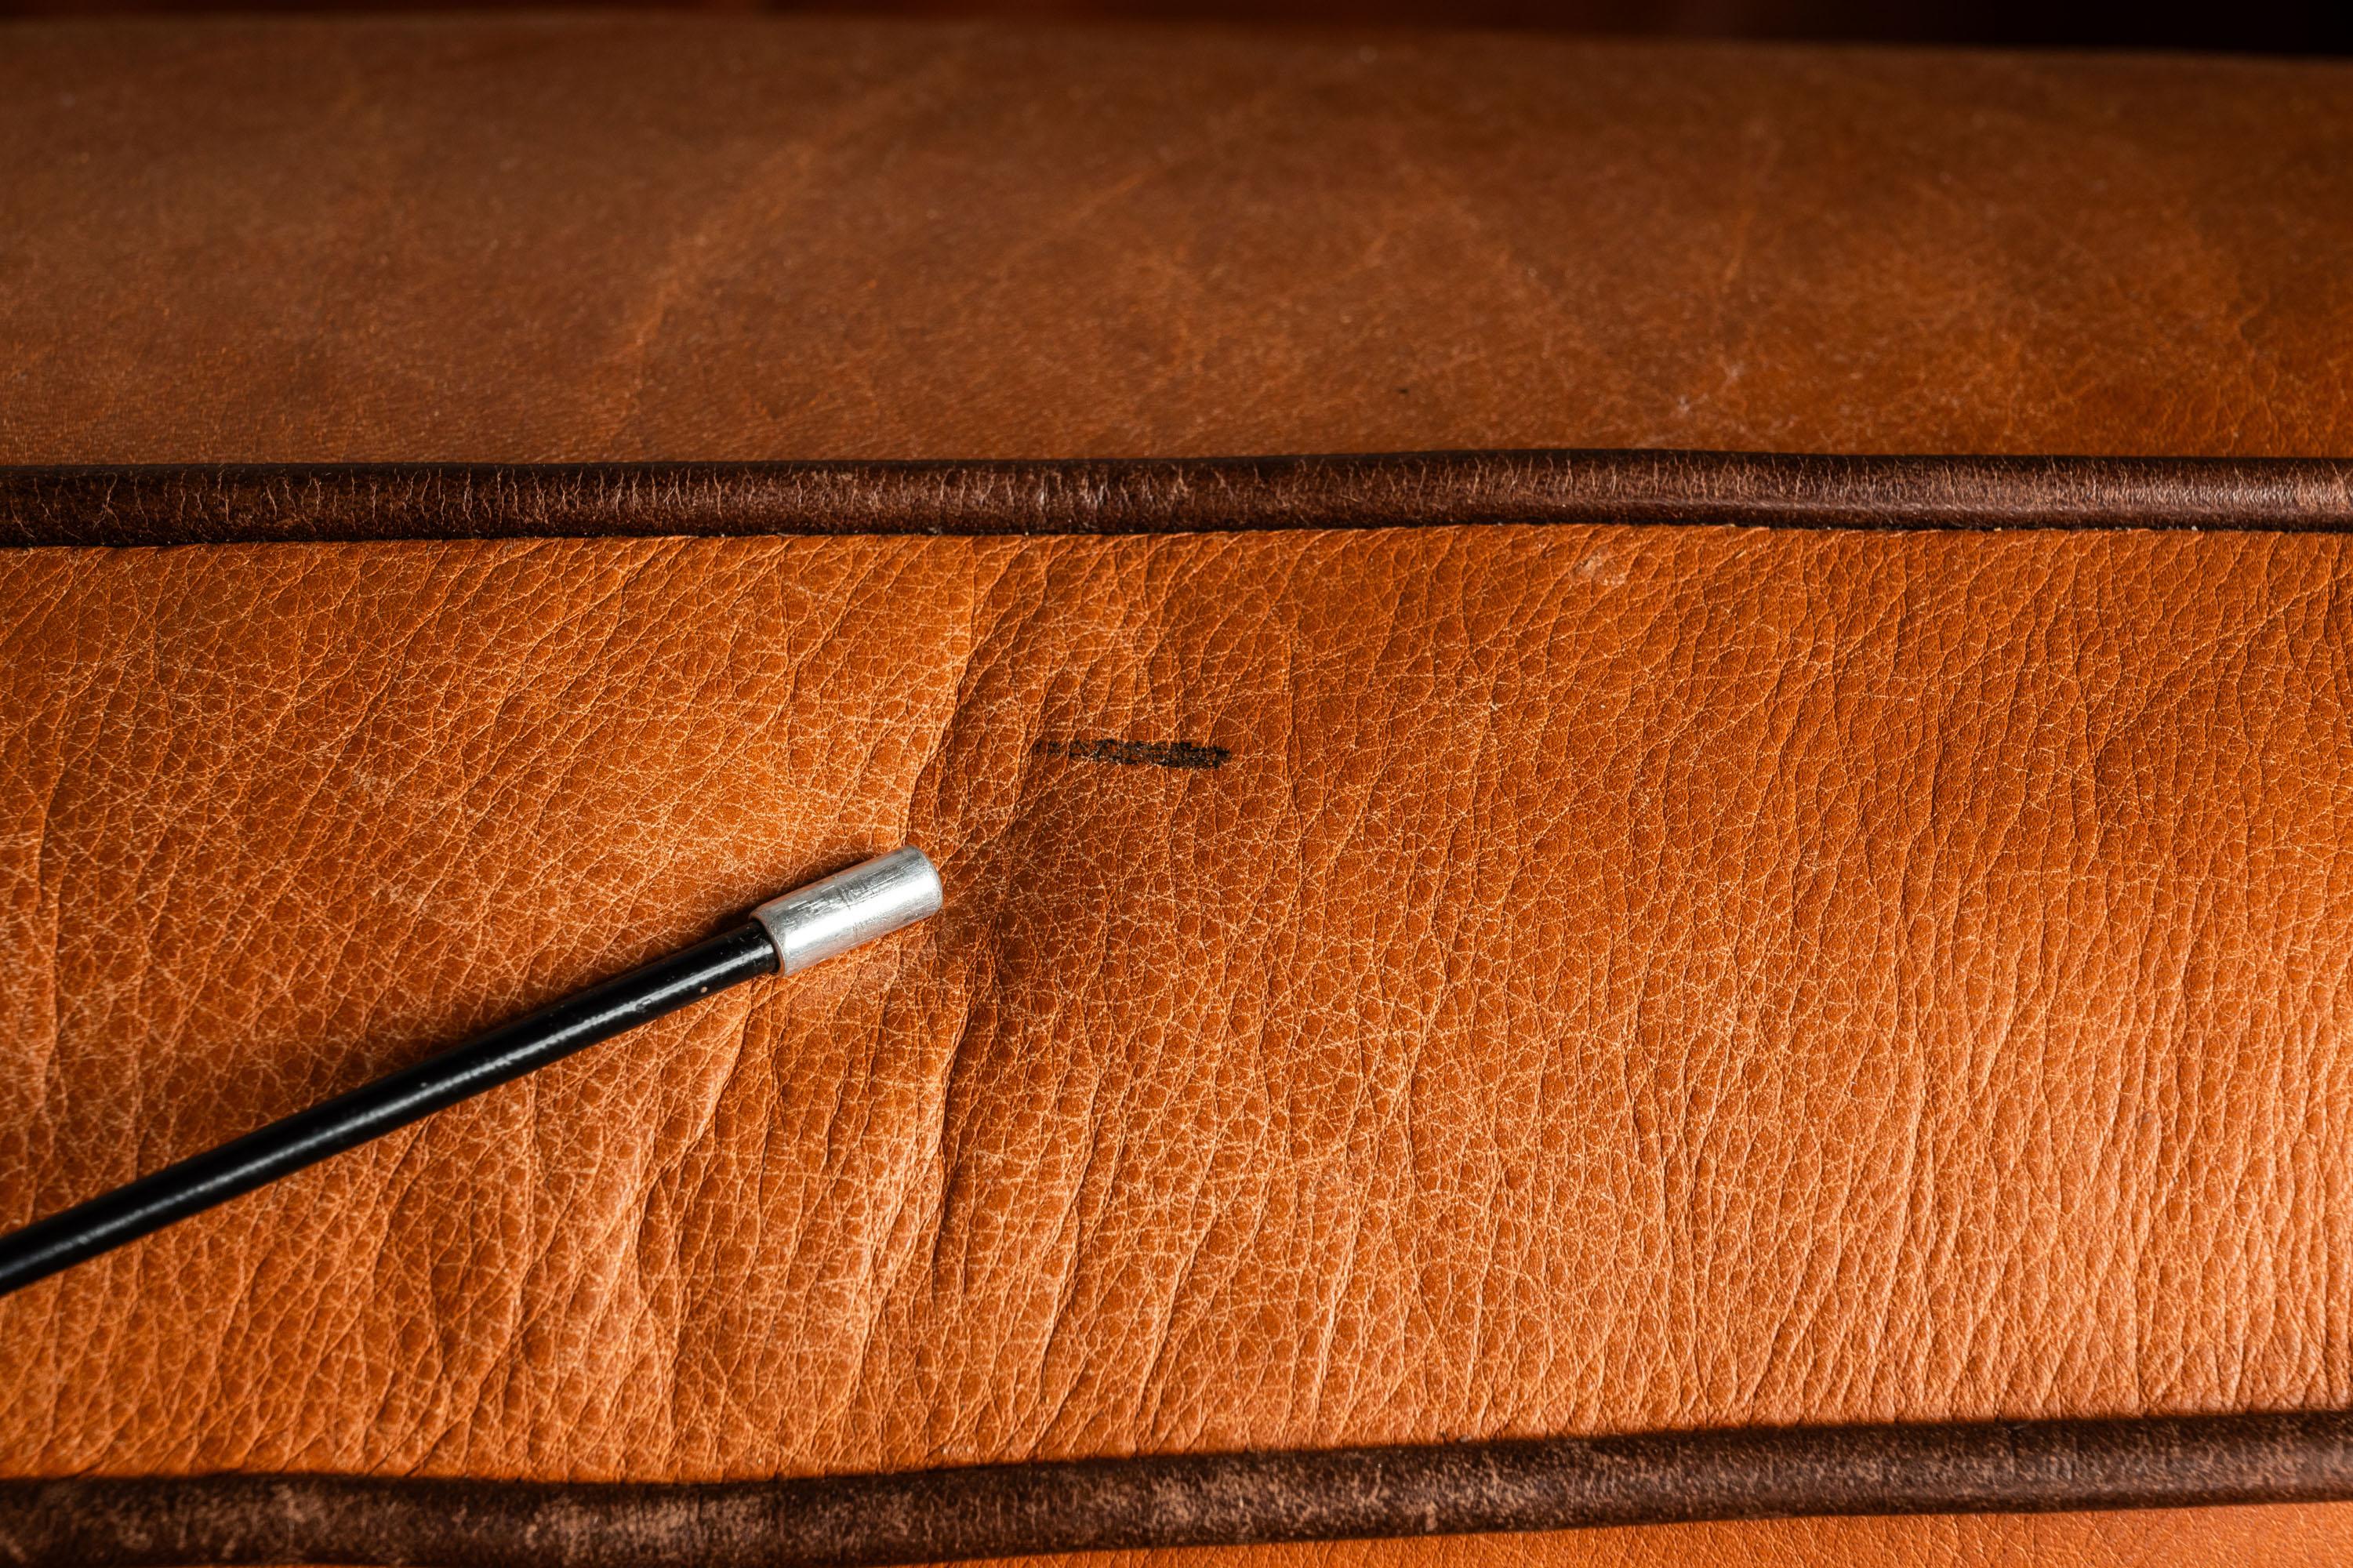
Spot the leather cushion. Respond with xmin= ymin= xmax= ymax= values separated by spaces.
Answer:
xmin=5 ymin=16 xmax=2353 ymax=463
xmin=6 ymin=521 xmax=2352 ymax=1480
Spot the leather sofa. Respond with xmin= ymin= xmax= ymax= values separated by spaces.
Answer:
xmin=5 ymin=16 xmax=2353 ymax=1566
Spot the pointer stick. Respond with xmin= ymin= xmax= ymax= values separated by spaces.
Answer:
xmin=0 ymin=847 xmax=942 ymax=1300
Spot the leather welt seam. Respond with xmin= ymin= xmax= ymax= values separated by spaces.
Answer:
xmin=5 ymin=1411 xmax=2352 ymax=1567
xmin=5 ymin=452 xmax=2353 ymax=546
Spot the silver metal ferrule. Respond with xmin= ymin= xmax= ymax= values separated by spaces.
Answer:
xmin=752 ymin=847 xmax=943 ymax=975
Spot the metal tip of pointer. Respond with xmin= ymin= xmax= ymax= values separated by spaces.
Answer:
xmin=752 ymin=846 xmax=944 ymax=975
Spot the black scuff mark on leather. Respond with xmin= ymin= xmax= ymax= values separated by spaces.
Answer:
xmin=1034 ymin=739 xmax=1230 ymax=771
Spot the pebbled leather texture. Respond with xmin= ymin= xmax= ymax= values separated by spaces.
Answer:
xmin=8 ymin=16 xmax=2353 ymax=463
xmin=9 ymin=519 xmax=2353 ymax=1494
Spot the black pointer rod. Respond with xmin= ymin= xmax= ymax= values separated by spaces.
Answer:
xmin=0 ymin=847 xmax=942 ymax=1300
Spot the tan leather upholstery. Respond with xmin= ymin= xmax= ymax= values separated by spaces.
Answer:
xmin=5 ymin=16 xmax=2353 ymax=463
xmin=8 ymin=524 xmax=2353 ymax=1475
xmin=7 ymin=14 xmax=2353 ymax=1566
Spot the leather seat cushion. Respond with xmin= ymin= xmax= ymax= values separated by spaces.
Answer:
xmin=9 ymin=521 xmax=2353 ymax=1476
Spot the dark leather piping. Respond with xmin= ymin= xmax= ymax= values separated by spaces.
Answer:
xmin=5 ymin=451 xmax=2353 ymax=546
xmin=4 ymin=1412 xmax=2351 ymax=1567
